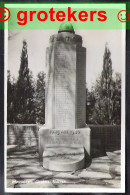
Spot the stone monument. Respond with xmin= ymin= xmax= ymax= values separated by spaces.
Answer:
xmin=39 ymin=23 xmax=91 ymax=171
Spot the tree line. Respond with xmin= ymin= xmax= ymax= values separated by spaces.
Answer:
xmin=7 ymin=40 xmax=121 ymax=125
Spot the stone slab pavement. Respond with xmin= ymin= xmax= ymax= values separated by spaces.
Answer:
xmin=6 ymin=146 xmax=121 ymax=189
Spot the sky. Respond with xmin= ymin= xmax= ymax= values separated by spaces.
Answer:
xmin=8 ymin=29 xmax=124 ymax=89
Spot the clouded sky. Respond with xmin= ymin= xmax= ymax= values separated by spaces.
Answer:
xmin=8 ymin=29 xmax=124 ymax=89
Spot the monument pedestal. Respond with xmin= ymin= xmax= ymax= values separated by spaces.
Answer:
xmin=43 ymin=145 xmax=85 ymax=172
xmin=39 ymin=125 xmax=91 ymax=171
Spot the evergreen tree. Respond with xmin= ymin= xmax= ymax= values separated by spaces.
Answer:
xmin=100 ymin=44 xmax=113 ymax=123
xmin=35 ymin=72 xmax=46 ymax=124
xmin=88 ymin=44 xmax=121 ymax=125
xmin=7 ymin=70 xmax=15 ymax=123
xmin=86 ymin=87 xmax=96 ymax=124
xmin=92 ymin=45 xmax=113 ymax=124
xmin=112 ymin=73 xmax=121 ymax=124
xmin=15 ymin=40 xmax=36 ymax=123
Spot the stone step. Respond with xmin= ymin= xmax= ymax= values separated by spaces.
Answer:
xmin=43 ymin=145 xmax=85 ymax=172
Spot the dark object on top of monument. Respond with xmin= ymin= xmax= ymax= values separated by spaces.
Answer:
xmin=58 ymin=22 xmax=75 ymax=34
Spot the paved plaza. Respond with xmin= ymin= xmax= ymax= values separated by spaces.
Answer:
xmin=7 ymin=145 xmax=121 ymax=189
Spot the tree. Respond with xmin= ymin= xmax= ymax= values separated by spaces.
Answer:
xmin=14 ymin=40 xmax=36 ymax=123
xmin=87 ymin=44 xmax=121 ymax=125
xmin=112 ymin=73 xmax=121 ymax=124
xmin=35 ymin=72 xmax=46 ymax=124
xmin=7 ymin=70 xmax=15 ymax=123
xmin=100 ymin=44 xmax=113 ymax=123
xmin=86 ymin=87 xmax=96 ymax=124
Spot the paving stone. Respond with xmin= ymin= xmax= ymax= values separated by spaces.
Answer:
xmin=7 ymin=179 xmax=15 ymax=188
xmin=7 ymin=170 xmax=20 ymax=179
xmin=7 ymin=163 xmax=18 ymax=168
xmin=14 ymin=166 xmax=53 ymax=180
xmin=7 ymin=169 xmax=17 ymax=179
xmin=89 ymin=162 xmax=110 ymax=172
xmin=7 ymin=145 xmax=18 ymax=153
xmin=12 ymin=151 xmax=37 ymax=156
xmin=52 ymin=172 xmax=84 ymax=184
xmin=106 ymin=151 xmax=121 ymax=164
xmin=15 ymin=181 xmax=55 ymax=188
xmin=113 ymin=150 xmax=121 ymax=155
xmin=9 ymin=155 xmax=38 ymax=160
xmin=93 ymin=156 xmax=111 ymax=163
xmin=8 ymin=159 xmax=38 ymax=167
xmin=104 ymin=179 xmax=120 ymax=188
xmin=57 ymin=183 xmax=111 ymax=188
xmin=78 ymin=169 xmax=111 ymax=179
xmin=109 ymin=164 xmax=121 ymax=178
xmin=56 ymin=178 xmax=110 ymax=187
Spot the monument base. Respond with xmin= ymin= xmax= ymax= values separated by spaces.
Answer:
xmin=39 ymin=125 xmax=91 ymax=171
xmin=43 ymin=145 xmax=85 ymax=171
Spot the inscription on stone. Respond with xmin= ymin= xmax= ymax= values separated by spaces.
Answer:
xmin=46 ymin=136 xmax=82 ymax=145
xmin=54 ymin=43 xmax=76 ymax=129
xmin=46 ymin=130 xmax=81 ymax=145
xmin=76 ymin=47 xmax=86 ymax=128
xmin=49 ymin=130 xmax=80 ymax=135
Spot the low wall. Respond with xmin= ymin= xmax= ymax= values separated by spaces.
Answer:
xmin=7 ymin=124 xmax=121 ymax=157
xmin=89 ymin=125 xmax=121 ymax=157
xmin=7 ymin=124 xmax=39 ymax=147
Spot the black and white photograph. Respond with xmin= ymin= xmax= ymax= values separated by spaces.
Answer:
xmin=5 ymin=20 xmax=125 ymax=193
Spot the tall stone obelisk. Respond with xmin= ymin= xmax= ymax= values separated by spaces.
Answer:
xmin=39 ymin=23 xmax=91 ymax=171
